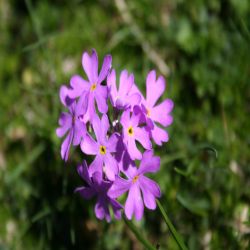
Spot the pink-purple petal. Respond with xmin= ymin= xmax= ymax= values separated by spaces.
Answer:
xmin=98 ymin=54 xmax=112 ymax=84
xmin=56 ymin=113 xmax=72 ymax=137
xmin=151 ymin=99 xmax=174 ymax=126
xmin=95 ymin=86 xmax=108 ymax=114
xmin=68 ymin=75 xmax=89 ymax=98
xmin=120 ymin=109 xmax=130 ymax=127
xmin=134 ymin=127 xmax=152 ymax=150
xmin=104 ymin=153 xmax=118 ymax=181
xmin=108 ymin=176 xmax=131 ymax=198
xmin=106 ymin=133 xmax=119 ymax=153
xmin=95 ymin=197 xmax=110 ymax=222
xmin=146 ymin=70 xmax=165 ymax=107
xmin=127 ymin=138 xmax=142 ymax=160
xmin=80 ymin=133 xmax=98 ymax=155
xmin=137 ymin=150 xmax=160 ymax=175
xmin=151 ymin=124 xmax=169 ymax=145
xmin=61 ymin=129 xmax=73 ymax=161
xmin=89 ymin=155 xmax=103 ymax=177
xmin=139 ymin=175 xmax=161 ymax=198
xmin=119 ymin=70 xmax=133 ymax=95
xmin=82 ymin=50 xmax=98 ymax=83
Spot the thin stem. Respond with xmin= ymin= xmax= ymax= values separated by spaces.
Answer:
xmin=157 ymin=199 xmax=188 ymax=250
xmin=122 ymin=215 xmax=156 ymax=250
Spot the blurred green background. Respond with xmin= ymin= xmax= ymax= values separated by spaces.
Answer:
xmin=0 ymin=0 xmax=250 ymax=249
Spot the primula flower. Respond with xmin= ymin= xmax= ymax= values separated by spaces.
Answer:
xmin=56 ymin=86 xmax=87 ymax=161
xmin=131 ymin=70 xmax=174 ymax=145
xmin=75 ymin=161 xmax=122 ymax=222
xmin=108 ymin=151 xmax=161 ymax=220
xmin=143 ymin=70 xmax=174 ymax=145
xmin=67 ymin=49 xmax=112 ymax=121
xmin=107 ymin=69 xmax=141 ymax=110
xmin=80 ymin=114 xmax=119 ymax=180
xmin=120 ymin=108 xmax=151 ymax=160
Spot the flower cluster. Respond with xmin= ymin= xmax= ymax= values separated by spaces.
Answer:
xmin=56 ymin=49 xmax=174 ymax=222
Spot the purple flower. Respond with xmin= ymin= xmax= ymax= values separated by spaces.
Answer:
xmin=75 ymin=161 xmax=122 ymax=222
xmin=80 ymin=114 xmax=119 ymax=180
xmin=120 ymin=108 xmax=151 ymax=160
xmin=142 ymin=70 xmax=174 ymax=145
xmin=107 ymin=69 xmax=141 ymax=110
xmin=108 ymin=151 xmax=161 ymax=220
xmin=56 ymin=86 xmax=87 ymax=161
xmin=67 ymin=49 xmax=112 ymax=122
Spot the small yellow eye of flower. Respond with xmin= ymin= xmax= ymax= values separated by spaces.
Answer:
xmin=99 ymin=145 xmax=106 ymax=155
xmin=90 ymin=83 xmax=97 ymax=91
xmin=132 ymin=175 xmax=139 ymax=184
xmin=128 ymin=126 xmax=134 ymax=136
xmin=146 ymin=108 xmax=150 ymax=117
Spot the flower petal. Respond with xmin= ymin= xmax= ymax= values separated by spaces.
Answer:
xmin=56 ymin=112 xmax=72 ymax=137
xmin=82 ymin=49 xmax=98 ymax=83
xmin=134 ymin=127 xmax=152 ymax=150
xmin=139 ymin=175 xmax=161 ymax=198
xmin=100 ymin=114 xmax=110 ymax=141
xmin=61 ymin=129 xmax=73 ymax=161
xmin=127 ymin=138 xmax=142 ymax=160
xmin=98 ymin=54 xmax=112 ymax=84
xmin=107 ymin=69 xmax=117 ymax=106
xmin=75 ymin=186 xmax=96 ymax=200
xmin=68 ymin=75 xmax=90 ymax=98
xmin=104 ymin=153 xmax=118 ymax=181
xmin=151 ymin=99 xmax=174 ymax=126
xmin=151 ymin=124 xmax=169 ymax=145
xmin=127 ymin=93 xmax=141 ymax=108
xmin=146 ymin=70 xmax=165 ymax=107
xmin=72 ymin=120 xmax=85 ymax=146
xmin=106 ymin=133 xmax=119 ymax=152
xmin=120 ymin=109 xmax=130 ymax=128
xmin=75 ymin=91 xmax=88 ymax=116
xmin=108 ymin=176 xmax=131 ymax=198
xmin=119 ymin=70 xmax=133 ymax=95
xmin=59 ymin=85 xmax=72 ymax=106
xmin=89 ymin=155 xmax=103 ymax=177
xmin=125 ymin=184 xmax=143 ymax=220
xmin=137 ymin=150 xmax=160 ymax=175
xmin=95 ymin=86 xmax=108 ymax=114
xmin=80 ymin=133 xmax=98 ymax=155
xmin=84 ymin=94 xmax=95 ymax=122
xmin=95 ymin=196 xmax=110 ymax=222
xmin=77 ymin=161 xmax=92 ymax=185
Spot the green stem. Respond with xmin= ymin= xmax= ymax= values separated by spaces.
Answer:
xmin=122 ymin=216 xmax=156 ymax=250
xmin=157 ymin=199 xmax=188 ymax=250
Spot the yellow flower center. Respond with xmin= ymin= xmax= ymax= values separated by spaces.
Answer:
xmin=90 ymin=83 xmax=97 ymax=91
xmin=99 ymin=145 xmax=106 ymax=155
xmin=146 ymin=108 xmax=151 ymax=117
xmin=132 ymin=175 xmax=139 ymax=184
xmin=127 ymin=126 xmax=134 ymax=136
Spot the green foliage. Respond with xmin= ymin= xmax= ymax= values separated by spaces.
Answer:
xmin=0 ymin=0 xmax=249 ymax=249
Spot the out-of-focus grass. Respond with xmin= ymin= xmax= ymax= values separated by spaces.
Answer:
xmin=0 ymin=0 xmax=249 ymax=249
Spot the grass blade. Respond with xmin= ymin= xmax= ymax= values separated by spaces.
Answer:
xmin=157 ymin=199 xmax=188 ymax=250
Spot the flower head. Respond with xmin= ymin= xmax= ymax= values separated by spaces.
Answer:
xmin=80 ymin=114 xmax=119 ymax=180
xmin=75 ymin=161 xmax=122 ymax=222
xmin=120 ymin=108 xmax=151 ymax=160
xmin=107 ymin=69 xmax=141 ymax=110
xmin=56 ymin=86 xmax=87 ymax=161
xmin=67 ymin=49 xmax=112 ymax=122
xmin=142 ymin=70 xmax=174 ymax=145
xmin=108 ymin=151 xmax=161 ymax=220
